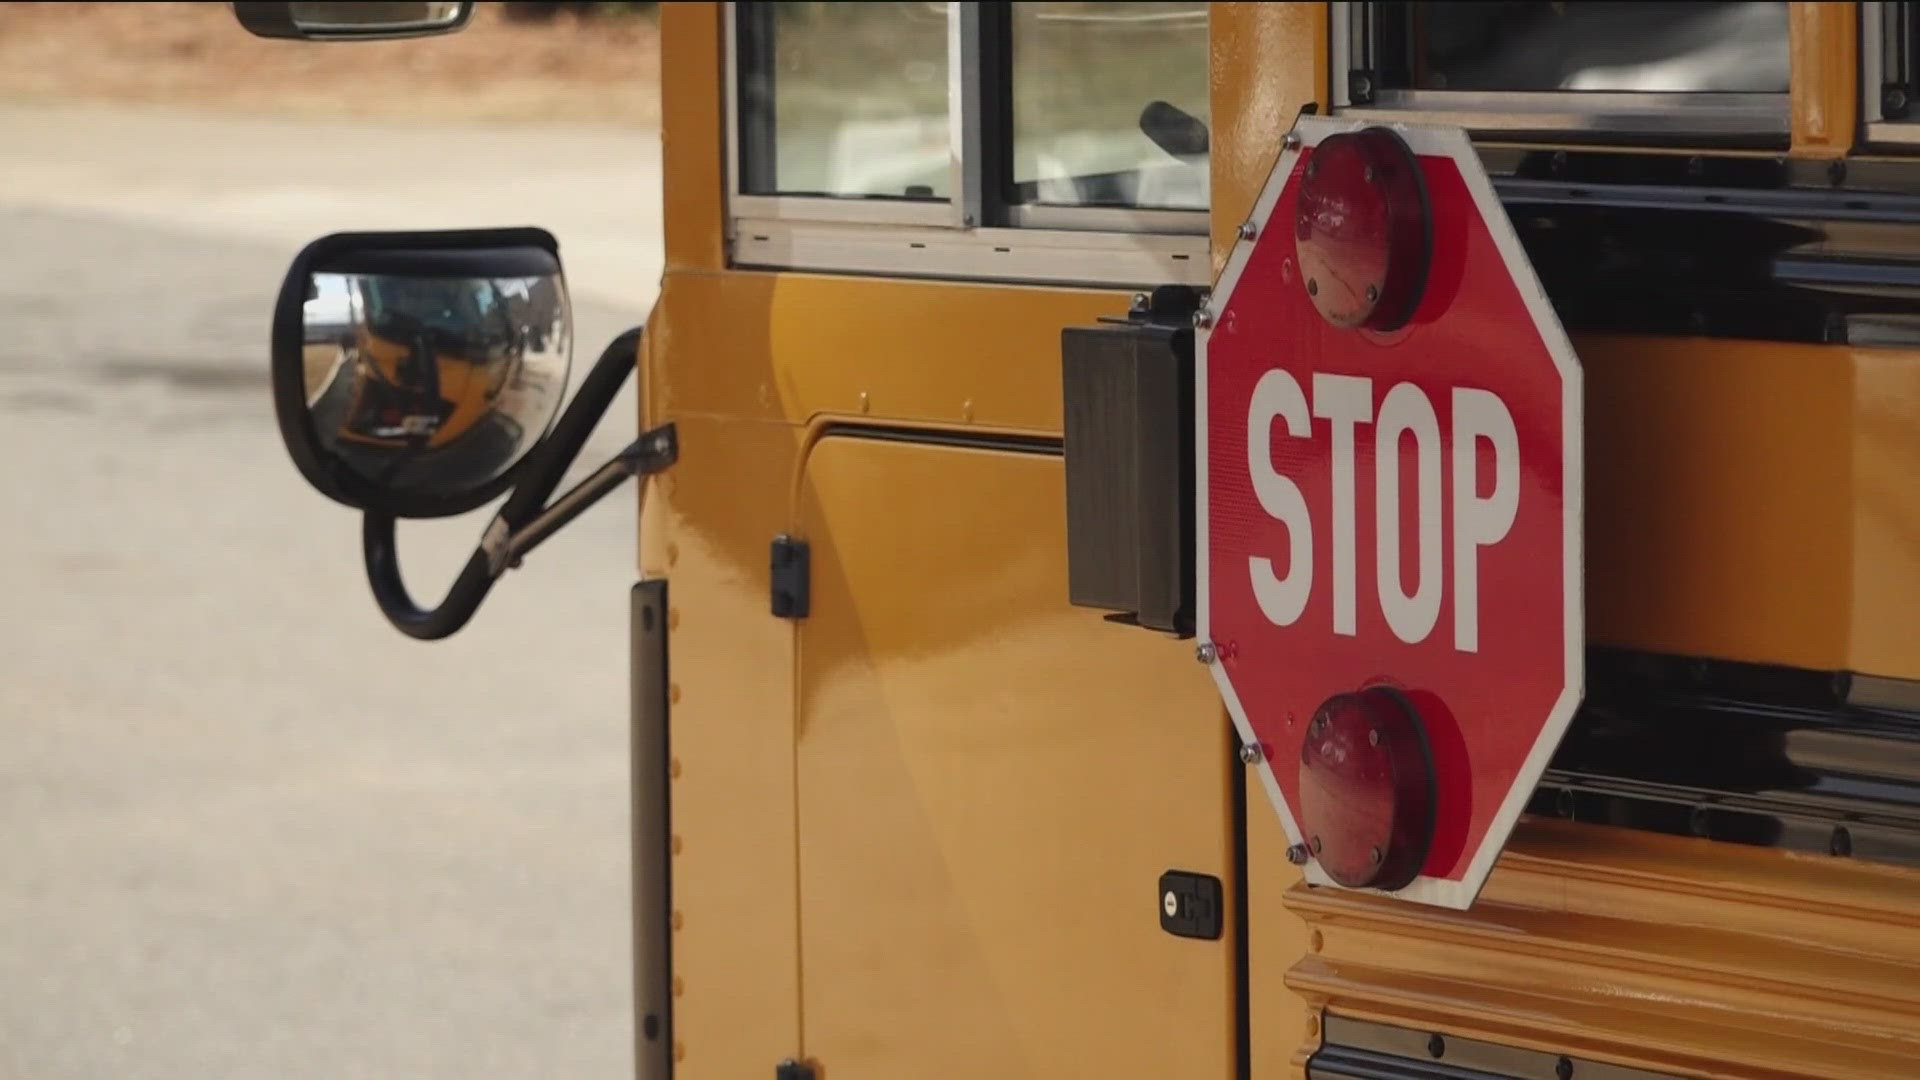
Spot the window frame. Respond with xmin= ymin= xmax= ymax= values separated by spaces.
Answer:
xmin=725 ymin=0 xmax=958 ymax=228
xmin=1862 ymin=1 xmax=1920 ymax=145
xmin=1329 ymin=1 xmax=1793 ymax=144
xmin=722 ymin=1 xmax=1210 ymax=288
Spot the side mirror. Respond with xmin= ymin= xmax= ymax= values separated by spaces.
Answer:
xmin=273 ymin=229 xmax=676 ymax=639
xmin=276 ymin=228 xmax=569 ymax=518
xmin=233 ymin=1 xmax=473 ymax=41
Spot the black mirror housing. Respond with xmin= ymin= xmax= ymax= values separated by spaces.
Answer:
xmin=273 ymin=227 xmax=570 ymax=519
xmin=271 ymin=229 xmax=675 ymax=640
xmin=233 ymin=1 xmax=474 ymax=41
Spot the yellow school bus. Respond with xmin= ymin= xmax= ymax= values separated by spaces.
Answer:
xmin=244 ymin=2 xmax=1920 ymax=1077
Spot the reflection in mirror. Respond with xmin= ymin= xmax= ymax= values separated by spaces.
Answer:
xmin=287 ymin=1 xmax=467 ymax=32
xmin=302 ymin=270 xmax=569 ymax=500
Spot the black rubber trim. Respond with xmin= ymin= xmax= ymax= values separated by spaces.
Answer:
xmin=1532 ymin=648 xmax=1920 ymax=872
xmin=1482 ymin=149 xmax=1920 ymax=344
xmin=316 ymin=246 xmax=559 ymax=279
xmin=632 ymin=580 xmax=675 ymax=1080
xmin=1232 ymin=726 xmax=1252 ymax=1080
xmin=814 ymin=423 xmax=1063 ymax=457
xmin=1310 ymin=1046 xmax=1524 ymax=1080
xmin=357 ymin=329 xmax=644 ymax=640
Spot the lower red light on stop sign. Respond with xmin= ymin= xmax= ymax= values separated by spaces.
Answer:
xmin=1298 ymin=686 xmax=1434 ymax=892
xmin=1199 ymin=119 xmax=1581 ymax=909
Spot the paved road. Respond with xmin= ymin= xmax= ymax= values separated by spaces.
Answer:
xmin=0 ymin=106 xmax=662 ymax=1079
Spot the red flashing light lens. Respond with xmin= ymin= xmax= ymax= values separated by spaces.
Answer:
xmin=1293 ymin=127 xmax=1432 ymax=332
xmin=1297 ymin=686 xmax=1435 ymax=891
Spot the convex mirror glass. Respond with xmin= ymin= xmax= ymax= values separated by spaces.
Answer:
xmin=274 ymin=229 xmax=571 ymax=518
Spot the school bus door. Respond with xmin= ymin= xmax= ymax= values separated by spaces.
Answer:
xmin=792 ymin=426 xmax=1236 ymax=1076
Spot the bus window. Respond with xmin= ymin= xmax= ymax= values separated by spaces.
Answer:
xmin=726 ymin=0 xmax=1210 ymax=285
xmin=1006 ymin=2 xmax=1209 ymax=222
xmin=1335 ymin=1 xmax=1791 ymax=141
xmin=1865 ymin=1 xmax=1920 ymax=145
xmin=734 ymin=1 xmax=951 ymax=218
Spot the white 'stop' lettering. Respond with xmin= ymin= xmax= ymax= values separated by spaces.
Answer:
xmin=1246 ymin=373 xmax=1518 ymax=651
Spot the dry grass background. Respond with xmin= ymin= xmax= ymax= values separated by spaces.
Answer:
xmin=0 ymin=1 xmax=661 ymax=123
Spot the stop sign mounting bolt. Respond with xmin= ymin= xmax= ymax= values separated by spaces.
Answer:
xmin=1285 ymin=843 xmax=1310 ymax=865
xmin=1193 ymin=307 xmax=1213 ymax=329
xmin=1283 ymin=133 xmax=1301 ymax=151
xmin=1195 ymin=642 xmax=1218 ymax=664
xmin=1310 ymin=835 xmax=1323 ymax=855
xmin=1238 ymin=742 xmax=1265 ymax=765
xmin=1238 ymin=221 xmax=1257 ymax=240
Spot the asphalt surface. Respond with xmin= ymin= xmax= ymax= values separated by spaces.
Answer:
xmin=0 ymin=105 xmax=662 ymax=1079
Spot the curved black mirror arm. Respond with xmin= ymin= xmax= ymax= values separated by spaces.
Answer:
xmin=362 ymin=326 xmax=679 ymax=640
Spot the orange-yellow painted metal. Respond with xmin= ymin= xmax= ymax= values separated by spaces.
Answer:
xmin=644 ymin=260 xmax=1251 ymax=1074
xmin=1207 ymin=2 xmax=1325 ymax=277
xmin=1583 ymin=334 xmax=1854 ymax=670
xmin=1848 ymin=347 xmax=1920 ymax=677
xmin=1248 ymin=790 xmax=1321 ymax=1079
xmin=659 ymin=2 xmax=726 ymax=274
xmin=644 ymin=2 xmax=1920 ymax=1078
xmin=1205 ymin=6 xmax=1324 ymax=1073
xmin=1581 ymin=334 xmax=1920 ymax=680
xmin=1790 ymin=1 xmax=1859 ymax=159
xmin=641 ymin=411 xmax=804 ymax=1078
xmin=645 ymin=7 xmax=1253 ymax=1072
xmin=651 ymin=269 xmax=1124 ymax=431
xmin=792 ymin=434 xmax=1236 ymax=1077
xmin=1287 ymin=819 xmax=1920 ymax=1078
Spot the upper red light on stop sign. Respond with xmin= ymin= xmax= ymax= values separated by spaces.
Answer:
xmin=1197 ymin=118 xmax=1583 ymax=909
xmin=1294 ymin=126 xmax=1430 ymax=331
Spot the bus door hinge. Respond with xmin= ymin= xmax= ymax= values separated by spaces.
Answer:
xmin=770 ymin=535 xmax=810 ymax=619
xmin=775 ymin=1059 xmax=816 ymax=1080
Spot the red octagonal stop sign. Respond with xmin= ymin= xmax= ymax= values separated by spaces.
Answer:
xmin=1198 ymin=116 xmax=1582 ymax=909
